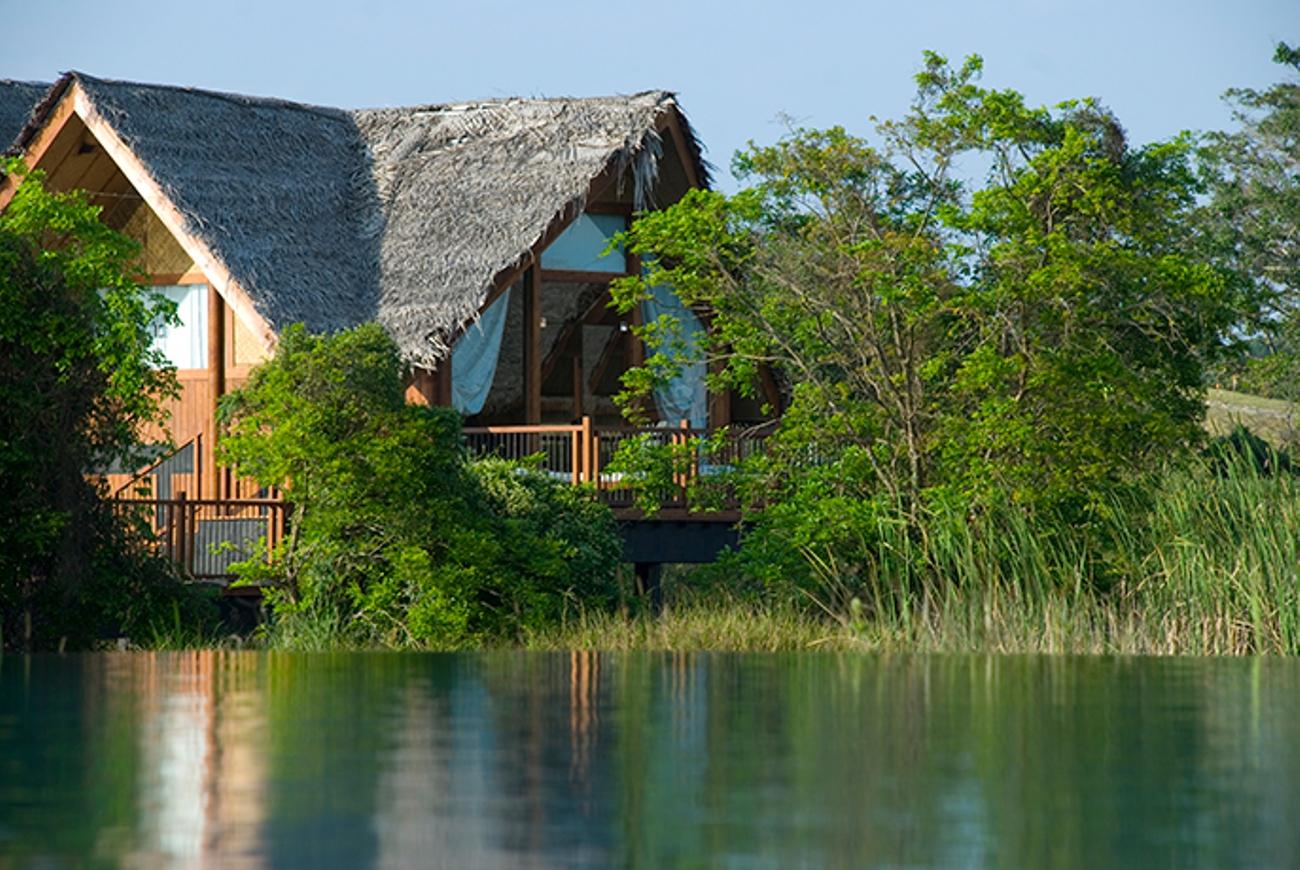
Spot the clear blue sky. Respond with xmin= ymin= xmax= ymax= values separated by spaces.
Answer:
xmin=7 ymin=0 xmax=1296 ymax=189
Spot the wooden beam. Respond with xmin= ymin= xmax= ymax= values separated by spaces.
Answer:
xmin=584 ymin=299 xmax=619 ymax=326
xmin=583 ymin=201 xmax=634 ymax=216
xmin=540 ymin=288 xmax=613 ymax=384
xmin=587 ymin=327 xmax=626 ymax=397
xmin=572 ymin=356 xmax=584 ymax=419
xmin=758 ymin=364 xmax=783 ymax=416
xmin=71 ymin=85 xmax=280 ymax=355
xmin=0 ymin=84 xmax=78 ymax=210
xmin=150 ymin=269 xmax=208 ymax=286
xmin=206 ymin=287 xmax=226 ymax=499
xmin=523 ymin=265 xmax=542 ymax=424
xmin=657 ymin=108 xmax=704 ymax=192
xmin=438 ymin=358 xmax=452 ymax=407
xmin=480 ymin=157 xmax=628 ymax=318
xmin=538 ymin=268 xmax=623 ymax=285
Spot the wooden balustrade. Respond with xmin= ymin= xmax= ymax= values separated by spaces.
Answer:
xmin=111 ymin=495 xmax=287 ymax=582
xmin=463 ymin=416 xmax=767 ymax=509
xmin=105 ymin=418 xmax=764 ymax=583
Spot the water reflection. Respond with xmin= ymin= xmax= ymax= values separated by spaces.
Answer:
xmin=1 ymin=652 xmax=1298 ymax=867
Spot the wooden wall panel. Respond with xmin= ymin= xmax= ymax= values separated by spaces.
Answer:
xmin=140 ymin=372 xmax=212 ymax=447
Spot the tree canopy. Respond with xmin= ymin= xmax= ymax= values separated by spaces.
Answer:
xmin=612 ymin=53 xmax=1240 ymax=589
xmin=1199 ymin=43 xmax=1300 ymax=400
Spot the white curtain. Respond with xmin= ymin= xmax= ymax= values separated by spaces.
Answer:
xmin=641 ymin=284 xmax=707 ymax=429
xmin=152 ymin=284 xmax=207 ymax=370
xmin=451 ymin=288 xmax=512 ymax=416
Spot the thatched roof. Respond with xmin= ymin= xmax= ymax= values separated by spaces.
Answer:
xmin=10 ymin=74 xmax=708 ymax=367
xmin=0 ymin=80 xmax=48 ymax=152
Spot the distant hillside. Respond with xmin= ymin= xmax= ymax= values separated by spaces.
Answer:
xmin=1206 ymin=388 xmax=1298 ymax=447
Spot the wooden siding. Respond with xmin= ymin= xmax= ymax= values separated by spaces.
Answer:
xmin=141 ymin=371 xmax=211 ymax=447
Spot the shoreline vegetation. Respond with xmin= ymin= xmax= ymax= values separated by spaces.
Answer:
xmin=140 ymin=441 xmax=1300 ymax=658
xmin=362 ymin=447 xmax=1300 ymax=658
xmin=7 ymin=47 xmax=1300 ymax=657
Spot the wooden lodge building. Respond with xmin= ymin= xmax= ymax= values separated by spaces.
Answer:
xmin=0 ymin=74 xmax=770 ymax=511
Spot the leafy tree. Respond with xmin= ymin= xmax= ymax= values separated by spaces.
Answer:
xmin=218 ymin=324 xmax=621 ymax=647
xmin=1199 ymin=43 xmax=1300 ymax=401
xmin=0 ymin=163 xmax=195 ymax=649
xmin=612 ymin=54 xmax=1237 ymax=591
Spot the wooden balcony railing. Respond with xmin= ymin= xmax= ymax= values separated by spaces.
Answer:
xmin=111 ymin=495 xmax=287 ymax=582
xmin=463 ymin=417 xmax=767 ymax=510
xmin=103 ymin=418 xmax=765 ymax=583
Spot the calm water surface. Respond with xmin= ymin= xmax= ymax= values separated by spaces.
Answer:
xmin=1 ymin=651 xmax=1297 ymax=867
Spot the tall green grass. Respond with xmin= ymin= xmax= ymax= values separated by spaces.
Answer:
xmin=808 ymin=450 xmax=1300 ymax=654
xmin=759 ymin=451 xmax=1294 ymax=654
xmin=536 ymin=451 xmax=1300 ymax=655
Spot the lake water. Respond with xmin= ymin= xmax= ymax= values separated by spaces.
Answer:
xmin=1 ymin=651 xmax=1296 ymax=867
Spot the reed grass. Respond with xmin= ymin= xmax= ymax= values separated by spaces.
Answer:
xmin=521 ymin=597 xmax=851 ymax=652
xmin=535 ymin=452 xmax=1300 ymax=656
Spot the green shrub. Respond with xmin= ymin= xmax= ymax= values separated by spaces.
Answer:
xmin=219 ymin=324 xmax=622 ymax=648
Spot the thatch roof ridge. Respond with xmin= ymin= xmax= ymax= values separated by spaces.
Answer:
xmin=69 ymin=71 xmax=354 ymax=123
xmin=351 ymin=88 xmax=670 ymax=113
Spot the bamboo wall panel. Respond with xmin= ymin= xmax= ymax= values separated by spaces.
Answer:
xmin=123 ymin=199 xmax=194 ymax=276
xmin=231 ymin=313 xmax=267 ymax=367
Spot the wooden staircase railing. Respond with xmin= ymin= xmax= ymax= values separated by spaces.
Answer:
xmin=107 ymin=433 xmax=203 ymax=500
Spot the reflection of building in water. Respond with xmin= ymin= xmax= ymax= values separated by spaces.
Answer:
xmin=372 ymin=667 xmax=529 ymax=868
xmin=569 ymin=651 xmax=600 ymax=787
xmin=133 ymin=651 xmax=267 ymax=867
xmin=374 ymin=684 xmax=450 ymax=869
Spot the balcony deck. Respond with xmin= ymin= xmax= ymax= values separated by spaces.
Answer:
xmin=105 ymin=418 xmax=765 ymax=584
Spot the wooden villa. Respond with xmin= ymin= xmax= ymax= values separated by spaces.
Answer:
xmin=0 ymin=74 xmax=768 ymax=576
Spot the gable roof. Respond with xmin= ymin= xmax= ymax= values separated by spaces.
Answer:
xmin=9 ymin=74 xmax=708 ymax=367
xmin=0 ymin=80 xmax=48 ymax=151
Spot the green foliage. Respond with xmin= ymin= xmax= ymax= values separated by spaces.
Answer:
xmin=218 ymin=324 xmax=621 ymax=648
xmin=612 ymin=52 xmax=1238 ymax=591
xmin=571 ymin=448 xmax=1300 ymax=656
xmin=473 ymin=457 xmax=623 ymax=619
xmin=1199 ymin=43 xmax=1300 ymax=400
xmin=0 ymin=162 xmax=195 ymax=650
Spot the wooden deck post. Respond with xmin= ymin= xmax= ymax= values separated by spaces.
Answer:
xmin=677 ymin=419 xmax=691 ymax=501
xmin=580 ymin=415 xmax=593 ymax=483
xmin=174 ymin=490 xmax=188 ymax=573
xmin=206 ymin=287 xmax=225 ymax=500
xmin=523 ymin=265 xmax=542 ymax=425
xmin=570 ymin=422 xmax=582 ymax=486
xmin=193 ymin=432 xmax=203 ymax=507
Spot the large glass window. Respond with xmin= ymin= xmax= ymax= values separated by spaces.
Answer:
xmin=151 ymin=284 xmax=208 ymax=369
xmin=540 ymin=213 xmax=627 ymax=273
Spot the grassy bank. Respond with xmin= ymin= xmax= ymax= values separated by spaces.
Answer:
xmin=155 ymin=448 xmax=1300 ymax=657
xmin=1206 ymin=387 xmax=1298 ymax=446
xmin=529 ymin=451 xmax=1300 ymax=657
xmin=525 ymin=589 xmax=1291 ymax=657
